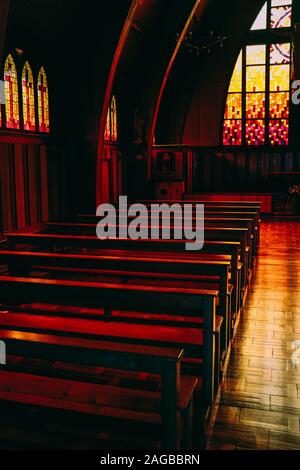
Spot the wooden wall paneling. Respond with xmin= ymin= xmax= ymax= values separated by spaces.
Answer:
xmin=175 ymin=151 xmax=183 ymax=180
xmin=14 ymin=143 xmax=26 ymax=229
xmin=27 ymin=144 xmax=39 ymax=226
xmin=259 ymin=152 xmax=269 ymax=183
xmin=272 ymin=152 xmax=282 ymax=172
xmin=296 ymin=153 xmax=300 ymax=172
xmin=48 ymin=145 xmax=60 ymax=220
xmin=225 ymin=152 xmax=234 ymax=185
xmin=118 ymin=151 xmax=123 ymax=198
xmin=249 ymin=152 xmax=257 ymax=183
xmin=35 ymin=145 xmax=42 ymax=223
xmin=186 ymin=150 xmax=193 ymax=194
xmin=22 ymin=145 xmax=30 ymax=226
xmin=101 ymin=160 xmax=110 ymax=203
xmin=285 ymin=152 xmax=294 ymax=172
xmin=40 ymin=145 xmax=49 ymax=222
xmin=204 ymin=152 xmax=211 ymax=191
xmin=8 ymin=144 xmax=17 ymax=229
xmin=236 ymin=152 xmax=246 ymax=183
xmin=211 ymin=152 xmax=217 ymax=190
xmin=112 ymin=148 xmax=119 ymax=204
xmin=215 ymin=152 xmax=223 ymax=190
xmin=0 ymin=143 xmax=14 ymax=231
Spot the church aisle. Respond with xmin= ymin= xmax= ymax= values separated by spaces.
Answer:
xmin=207 ymin=221 xmax=300 ymax=450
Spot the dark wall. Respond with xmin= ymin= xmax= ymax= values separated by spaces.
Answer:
xmin=2 ymin=0 xmax=133 ymax=218
xmin=0 ymin=0 xmax=10 ymax=62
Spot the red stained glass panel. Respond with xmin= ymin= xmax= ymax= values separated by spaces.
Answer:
xmin=223 ymin=120 xmax=242 ymax=146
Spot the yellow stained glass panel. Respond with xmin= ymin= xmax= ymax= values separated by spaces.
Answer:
xmin=246 ymin=66 xmax=266 ymax=92
xmin=225 ymin=93 xmax=242 ymax=119
xmin=246 ymin=93 xmax=265 ymax=119
xmin=269 ymin=92 xmax=289 ymax=118
xmin=228 ymin=52 xmax=242 ymax=93
xmin=270 ymin=64 xmax=290 ymax=91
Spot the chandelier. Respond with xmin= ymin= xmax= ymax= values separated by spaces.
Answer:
xmin=177 ymin=31 xmax=229 ymax=55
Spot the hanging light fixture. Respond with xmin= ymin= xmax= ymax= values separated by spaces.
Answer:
xmin=176 ymin=30 xmax=229 ymax=56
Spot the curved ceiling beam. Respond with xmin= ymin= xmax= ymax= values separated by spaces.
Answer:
xmin=96 ymin=0 xmax=141 ymax=206
xmin=148 ymin=0 xmax=202 ymax=177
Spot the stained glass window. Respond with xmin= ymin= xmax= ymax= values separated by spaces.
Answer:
xmin=22 ymin=61 xmax=35 ymax=131
xmin=37 ymin=67 xmax=50 ymax=133
xmin=4 ymin=54 xmax=20 ymax=129
xmin=223 ymin=0 xmax=292 ymax=147
xmin=105 ymin=95 xmax=118 ymax=142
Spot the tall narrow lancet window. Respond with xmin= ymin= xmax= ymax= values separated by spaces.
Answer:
xmin=22 ymin=61 xmax=36 ymax=131
xmin=37 ymin=67 xmax=50 ymax=133
xmin=104 ymin=95 xmax=118 ymax=142
xmin=223 ymin=0 xmax=293 ymax=146
xmin=4 ymin=54 xmax=20 ymax=129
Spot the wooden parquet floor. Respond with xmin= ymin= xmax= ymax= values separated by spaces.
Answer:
xmin=207 ymin=221 xmax=300 ymax=450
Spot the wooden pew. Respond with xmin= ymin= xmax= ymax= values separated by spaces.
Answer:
xmin=37 ymin=222 xmax=249 ymax=294
xmin=0 ymin=277 xmax=217 ymax=412
xmin=0 ymin=249 xmax=231 ymax=357
xmin=1 ymin=239 xmax=241 ymax=330
xmin=131 ymin=202 xmax=261 ymax=249
xmin=45 ymin=218 xmax=254 ymax=271
xmin=78 ymin=210 xmax=260 ymax=246
xmin=137 ymin=200 xmax=261 ymax=210
xmin=0 ymin=329 xmax=193 ymax=449
xmin=4 ymin=232 xmax=245 ymax=313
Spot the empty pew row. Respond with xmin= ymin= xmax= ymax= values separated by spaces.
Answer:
xmin=3 ymin=233 xmax=242 ymax=324
xmin=0 ymin=277 xmax=218 ymax=449
xmin=38 ymin=223 xmax=250 ymax=287
xmin=0 ymin=200 xmax=260 ymax=449
xmin=74 ymin=211 xmax=256 ymax=275
xmin=0 ymin=331 xmax=191 ymax=449
xmin=79 ymin=210 xmax=259 ymax=249
xmin=132 ymin=201 xmax=261 ymax=250
xmin=37 ymin=224 xmax=247 ymax=306
xmin=137 ymin=200 xmax=261 ymax=209
xmin=0 ymin=249 xmax=230 ymax=370
xmin=48 ymin=215 xmax=257 ymax=262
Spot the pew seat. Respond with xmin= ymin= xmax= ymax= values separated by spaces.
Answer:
xmin=0 ymin=329 xmax=198 ymax=449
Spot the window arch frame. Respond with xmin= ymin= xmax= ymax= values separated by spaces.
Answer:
xmin=222 ymin=0 xmax=294 ymax=148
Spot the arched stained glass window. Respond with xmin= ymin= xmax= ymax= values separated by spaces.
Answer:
xmin=22 ymin=61 xmax=36 ymax=131
xmin=4 ymin=54 xmax=20 ymax=129
xmin=223 ymin=0 xmax=293 ymax=147
xmin=105 ymin=95 xmax=118 ymax=142
xmin=37 ymin=67 xmax=50 ymax=133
